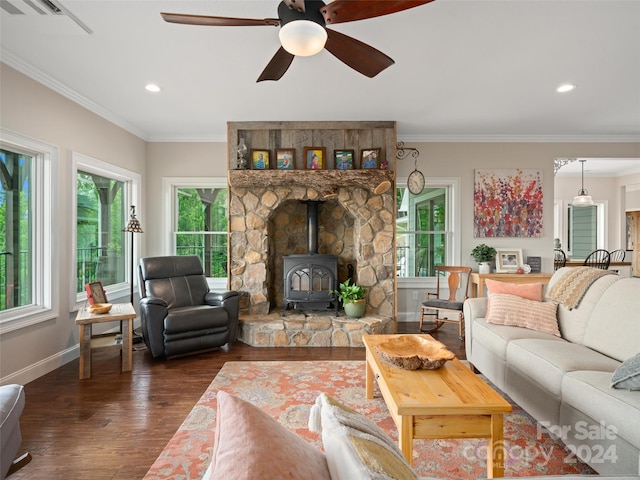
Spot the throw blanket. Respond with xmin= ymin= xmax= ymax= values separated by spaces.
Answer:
xmin=546 ymin=267 xmax=616 ymax=310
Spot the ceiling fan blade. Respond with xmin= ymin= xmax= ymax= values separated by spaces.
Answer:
xmin=161 ymin=12 xmax=280 ymax=27
xmin=283 ymin=0 xmax=306 ymax=13
xmin=257 ymin=47 xmax=296 ymax=82
xmin=321 ymin=0 xmax=434 ymax=25
xmin=324 ymin=29 xmax=394 ymax=78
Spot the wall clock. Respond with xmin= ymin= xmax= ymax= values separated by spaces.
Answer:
xmin=407 ymin=169 xmax=425 ymax=195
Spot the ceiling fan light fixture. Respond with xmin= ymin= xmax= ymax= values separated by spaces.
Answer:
xmin=279 ymin=20 xmax=327 ymax=56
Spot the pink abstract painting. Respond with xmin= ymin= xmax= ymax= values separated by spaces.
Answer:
xmin=474 ymin=169 xmax=543 ymax=237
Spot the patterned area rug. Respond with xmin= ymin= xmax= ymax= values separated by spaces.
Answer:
xmin=143 ymin=360 xmax=595 ymax=479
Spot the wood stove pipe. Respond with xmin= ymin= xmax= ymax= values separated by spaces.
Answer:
xmin=302 ymin=200 xmax=322 ymax=254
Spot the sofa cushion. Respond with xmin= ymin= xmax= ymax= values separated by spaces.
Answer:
xmin=472 ymin=318 xmax=564 ymax=362
xmin=164 ymin=305 xmax=229 ymax=333
xmin=563 ymin=370 xmax=640 ymax=450
xmin=583 ymin=278 xmax=640 ymax=362
xmin=205 ymin=391 xmax=331 ymax=480
xmin=486 ymin=294 xmax=560 ymax=336
xmin=549 ymin=269 xmax=621 ymax=344
xmin=309 ymin=393 xmax=417 ymax=480
xmin=611 ymin=353 xmax=640 ymax=391
xmin=507 ymin=340 xmax=621 ymax=396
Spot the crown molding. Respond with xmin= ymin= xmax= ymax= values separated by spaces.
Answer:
xmin=396 ymin=134 xmax=640 ymax=143
xmin=1 ymin=49 xmax=148 ymax=141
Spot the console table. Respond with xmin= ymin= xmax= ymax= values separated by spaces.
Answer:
xmin=470 ymin=272 xmax=553 ymax=298
xmin=75 ymin=303 xmax=136 ymax=379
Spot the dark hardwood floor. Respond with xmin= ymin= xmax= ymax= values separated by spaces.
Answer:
xmin=9 ymin=322 xmax=465 ymax=480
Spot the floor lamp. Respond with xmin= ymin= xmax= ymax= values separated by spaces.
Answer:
xmin=123 ymin=205 xmax=143 ymax=341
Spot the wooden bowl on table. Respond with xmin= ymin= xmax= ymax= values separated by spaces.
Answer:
xmin=376 ymin=335 xmax=455 ymax=370
xmin=88 ymin=303 xmax=112 ymax=314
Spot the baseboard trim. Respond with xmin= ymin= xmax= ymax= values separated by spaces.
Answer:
xmin=1 ymin=345 xmax=78 ymax=386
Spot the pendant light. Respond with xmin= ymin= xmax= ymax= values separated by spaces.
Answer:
xmin=572 ymin=159 xmax=594 ymax=207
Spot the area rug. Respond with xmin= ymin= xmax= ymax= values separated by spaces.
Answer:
xmin=143 ymin=360 xmax=595 ymax=479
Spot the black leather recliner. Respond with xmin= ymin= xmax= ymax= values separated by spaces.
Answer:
xmin=138 ymin=255 xmax=239 ymax=359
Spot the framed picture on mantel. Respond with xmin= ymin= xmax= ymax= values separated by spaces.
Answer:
xmin=251 ymin=149 xmax=270 ymax=170
xmin=304 ymin=147 xmax=326 ymax=170
xmin=275 ymin=149 xmax=295 ymax=170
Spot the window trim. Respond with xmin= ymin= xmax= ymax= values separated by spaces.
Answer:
xmin=71 ymin=152 xmax=141 ymax=310
xmin=162 ymin=177 xmax=228 ymax=290
xmin=395 ymin=177 xmax=461 ymax=288
xmin=0 ymin=129 xmax=59 ymax=334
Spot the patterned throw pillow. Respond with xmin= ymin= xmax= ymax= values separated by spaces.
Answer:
xmin=309 ymin=393 xmax=418 ymax=480
xmin=486 ymin=293 xmax=560 ymax=337
xmin=611 ymin=353 xmax=640 ymax=390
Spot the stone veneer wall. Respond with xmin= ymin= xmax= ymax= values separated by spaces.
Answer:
xmin=228 ymin=170 xmax=396 ymax=318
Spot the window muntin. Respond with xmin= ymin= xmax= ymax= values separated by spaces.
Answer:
xmin=175 ymin=187 xmax=228 ymax=278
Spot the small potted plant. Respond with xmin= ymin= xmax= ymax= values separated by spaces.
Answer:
xmin=330 ymin=279 xmax=366 ymax=318
xmin=471 ymin=244 xmax=496 ymax=274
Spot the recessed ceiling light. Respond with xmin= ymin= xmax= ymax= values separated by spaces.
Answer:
xmin=145 ymin=83 xmax=162 ymax=93
xmin=556 ymin=84 xmax=576 ymax=93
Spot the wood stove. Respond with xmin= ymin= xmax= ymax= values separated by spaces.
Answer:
xmin=282 ymin=201 xmax=338 ymax=315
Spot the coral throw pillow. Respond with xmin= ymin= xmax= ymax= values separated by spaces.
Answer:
xmin=485 ymin=278 xmax=542 ymax=301
xmin=485 ymin=279 xmax=543 ymax=317
xmin=205 ymin=391 xmax=331 ymax=480
xmin=486 ymin=293 xmax=560 ymax=337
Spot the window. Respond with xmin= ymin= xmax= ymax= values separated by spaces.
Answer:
xmin=566 ymin=203 xmax=606 ymax=258
xmin=396 ymin=178 xmax=460 ymax=282
xmin=73 ymin=153 xmax=140 ymax=306
xmin=163 ymin=178 xmax=228 ymax=289
xmin=0 ymin=130 xmax=57 ymax=332
xmin=175 ymin=187 xmax=228 ymax=277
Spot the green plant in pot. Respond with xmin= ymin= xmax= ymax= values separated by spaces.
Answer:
xmin=330 ymin=279 xmax=366 ymax=318
xmin=471 ymin=244 xmax=497 ymax=274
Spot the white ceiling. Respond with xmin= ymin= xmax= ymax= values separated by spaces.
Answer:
xmin=1 ymin=0 xmax=639 ymax=143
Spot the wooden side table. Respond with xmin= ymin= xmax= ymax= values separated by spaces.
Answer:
xmin=470 ymin=272 xmax=553 ymax=298
xmin=75 ymin=303 xmax=136 ymax=380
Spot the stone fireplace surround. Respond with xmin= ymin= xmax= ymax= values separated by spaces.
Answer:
xmin=227 ymin=121 xmax=397 ymax=346
xmin=228 ymin=170 xmax=396 ymax=345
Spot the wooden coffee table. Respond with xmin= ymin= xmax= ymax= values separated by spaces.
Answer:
xmin=363 ymin=334 xmax=512 ymax=478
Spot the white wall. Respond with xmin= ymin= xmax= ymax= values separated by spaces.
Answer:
xmin=2 ymin=62 xmax=640 ymax=382
xmin=0 ymin=64 xmax=146 ymax=384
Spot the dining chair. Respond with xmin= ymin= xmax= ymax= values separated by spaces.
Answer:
xmin=608 ymin=249 xmax=625 ymax=262
xmin=554 ymin=248 xmax=567 ymax=271
xmin=583 ymin=249 xmax=611 ymax=270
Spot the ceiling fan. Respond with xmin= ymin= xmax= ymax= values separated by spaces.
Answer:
xmin=161 ymin=0 xmax=435 ymax=82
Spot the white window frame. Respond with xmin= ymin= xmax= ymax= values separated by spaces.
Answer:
xmin=0 ymin=129 xmax=59 ymax=334
xmin=162 ymin=177 xmax=228 ymax=291
xmin=565 ymin=201 xmax=607 ymax=259
xmin=396 ymin=177 xmax=461 ymax=288
xmin=71 ymin=152 xmax=141 ymax=310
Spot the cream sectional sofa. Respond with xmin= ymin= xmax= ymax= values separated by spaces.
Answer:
xmin=463 ymin=267 xmax=640 ymax=476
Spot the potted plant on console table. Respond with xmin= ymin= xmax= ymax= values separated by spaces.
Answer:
xmin=330 ymin=279 xmax=366 ymax=318
xmin=471 ymin=244 xmax=497 ymax=274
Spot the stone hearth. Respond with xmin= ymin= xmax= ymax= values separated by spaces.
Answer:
xmin=238 ymin=312 xmax=394 ymax=347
